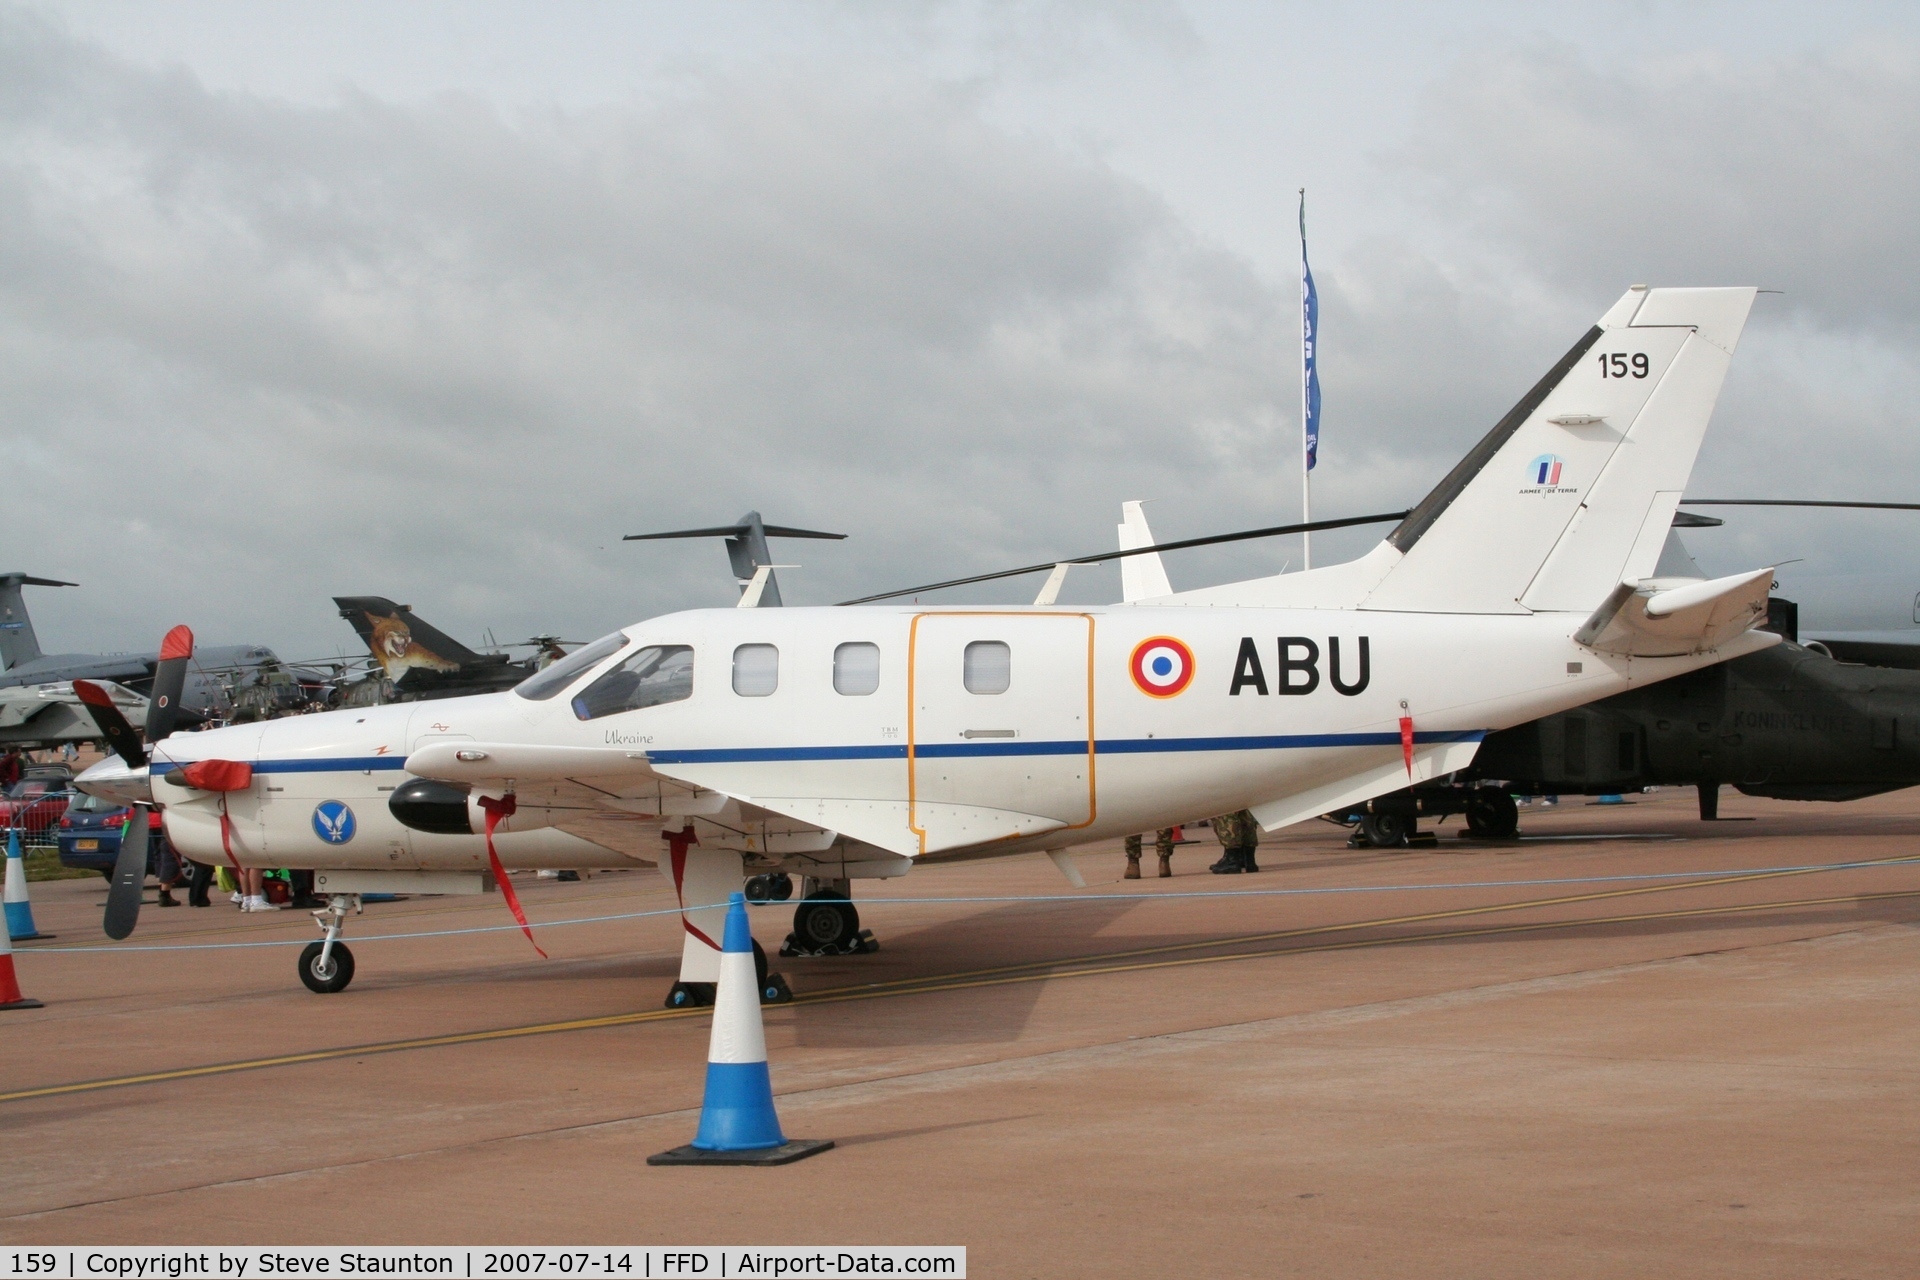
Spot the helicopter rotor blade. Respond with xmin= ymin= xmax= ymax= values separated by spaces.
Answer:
xmin=836 ymin=510 xmax=1412 ymax=606
xmin=1681 ymin=499 xmax=1920 ymax=511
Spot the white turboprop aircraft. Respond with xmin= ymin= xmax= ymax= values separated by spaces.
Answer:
xmin=82 ymin=285 xmax=1777 ymax=998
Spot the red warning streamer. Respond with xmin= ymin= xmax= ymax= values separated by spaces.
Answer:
xmin=216 ymin=798 xmax=242 ymax=872
xmin=477 ymin=794 xmax=547 ymax=959
xmin=1400 ymin=715 xmax=1416 ymax=779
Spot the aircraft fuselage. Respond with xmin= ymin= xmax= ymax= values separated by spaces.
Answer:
xmin=124 ymin=604 xmax=1778 ymax=874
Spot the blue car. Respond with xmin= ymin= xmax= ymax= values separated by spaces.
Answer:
xmin=56 ymin=792 xmax=163 ymax=878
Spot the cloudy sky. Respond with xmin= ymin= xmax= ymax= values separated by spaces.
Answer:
xmin=3 ymin=1 xmax=1919 ymax=666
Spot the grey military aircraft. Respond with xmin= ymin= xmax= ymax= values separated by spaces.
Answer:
xmin=0 ymin=680 xmax=147 ymax=750
xmin=0 ymin=572 xmax=308 ymax=716
xmin=623 ymin=509 xmax=847 ymax=608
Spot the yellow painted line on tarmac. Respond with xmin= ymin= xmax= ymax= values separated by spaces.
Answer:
xmin=24 ymin=881 xmax=679 ymax=950
xmin=6 ymin=883 xmax=1917 ymax=1106
xmin=0 ymin=1004 xmax=711 ymax=1103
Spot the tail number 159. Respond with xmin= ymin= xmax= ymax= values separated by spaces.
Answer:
xmin=1598 ymin=352 xmax=1649 ymax=378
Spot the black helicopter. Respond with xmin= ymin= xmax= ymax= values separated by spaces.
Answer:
xmin=1335 ymin=500 xmax=1920 ymax=844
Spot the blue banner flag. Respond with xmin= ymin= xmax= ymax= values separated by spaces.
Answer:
xmin=1300 ymin=193 xmax=1321 ymax=473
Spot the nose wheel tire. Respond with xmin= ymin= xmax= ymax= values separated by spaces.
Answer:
xmin=298 ymin=940 xmax=356 ymax=994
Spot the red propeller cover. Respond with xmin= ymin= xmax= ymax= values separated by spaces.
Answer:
xmin=178 ymin=759 xmax=253 ymax=791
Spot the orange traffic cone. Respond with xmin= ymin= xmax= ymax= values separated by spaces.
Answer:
xmin=0 ymin=906 xmax=42 ymax=1010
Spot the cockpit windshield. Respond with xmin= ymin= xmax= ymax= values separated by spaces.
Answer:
xmin=512 ymin=632 xmax=631 ymax=701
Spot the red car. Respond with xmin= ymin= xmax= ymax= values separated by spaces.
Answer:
xmin=0 ymin=776 xmax=73 ymax=837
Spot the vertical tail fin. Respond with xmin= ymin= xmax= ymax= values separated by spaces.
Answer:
xmin=1360 ymin=286 xmax=1757 ymax=614
xmin=1117 ymin=501 xmax=1172 ymax=602
xmin=333 ymin=596 xmax=484 ymax=679
xmin=0 ymin=575 xmax=77 ymax=670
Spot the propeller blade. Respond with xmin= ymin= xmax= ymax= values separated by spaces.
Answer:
xmin=146 ymin=625 xmax=194 ymax=744
xmin=72 ymin=679 xmax=146 ymax=768
xmin=102 ymin=807 xmax=150 ymax=941
xmin=836 ymin=510 xmax=1412 ymax=606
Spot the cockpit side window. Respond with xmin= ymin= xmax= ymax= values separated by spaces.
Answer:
xmin=573 ymin=645 xmax=695 ymax=720
xmin=513 ymin=632 xmax=631 ymax=701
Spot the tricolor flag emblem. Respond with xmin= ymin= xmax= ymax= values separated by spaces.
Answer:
xmin=1528 ymin=454 xmax=1565 ymax=486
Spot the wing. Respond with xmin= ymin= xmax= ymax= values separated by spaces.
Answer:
xmin=404 ymin=741 xmax=910 ymax=877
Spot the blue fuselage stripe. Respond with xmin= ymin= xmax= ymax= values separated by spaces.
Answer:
xmin=648 ymin=730 xmax=1483 ymax=764
xmin=152 ymin=757 xmax=410 ymax=776
xmin=159 ymin=731 xmax=1484 ymax=774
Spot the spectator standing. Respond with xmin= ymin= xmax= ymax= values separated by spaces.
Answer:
xmin=1208 ymin=810 xmax=1262 ymax=875
xmin=1122 ymin=829 xmax=1178 ymax=879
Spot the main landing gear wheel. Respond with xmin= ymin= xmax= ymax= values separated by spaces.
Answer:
xmin=298 ymin=940 xmax=355 ymax=994
xmin=1464 ymin=787 xmax=1520 ymax=839
xmin=1356 ymin=812 xmax=1411 ymax=848
xmin=792 ymin=892 xmax=858 ymax=951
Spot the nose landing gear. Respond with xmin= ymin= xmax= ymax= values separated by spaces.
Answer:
xmin=299 ymin=894 xmax=362 ymax=993
xmin=665 ymin=938 xmax=791 ymax=1008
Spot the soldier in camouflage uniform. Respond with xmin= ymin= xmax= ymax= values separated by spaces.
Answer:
xmin=1208 ymin=809 xmax=1261 ymax=875
xmin=1123 ymin=828 xmax=1177 ymax=879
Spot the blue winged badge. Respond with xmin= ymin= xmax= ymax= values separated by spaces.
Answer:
xmin=312 ymin=800 xmax=357 ymax=845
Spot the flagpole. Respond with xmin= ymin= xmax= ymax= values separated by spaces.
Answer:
xmin=1299 ymin=187 xmax=1313 ymax=571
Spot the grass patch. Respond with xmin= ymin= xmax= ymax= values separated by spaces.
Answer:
xmin=24 ymin=848 xmax=97 ymax=882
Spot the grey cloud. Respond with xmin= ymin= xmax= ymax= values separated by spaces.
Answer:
xmin=1406 ymin=40 xmax=1920 ymax=332
xmin=0 ymin=8 xmax=1310 ymax=657
xmin=9 ymin=5 xmax=1909 ymax=669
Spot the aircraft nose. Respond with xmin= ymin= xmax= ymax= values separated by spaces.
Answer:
xmin=76 ymin=755 xmax=152 ymax=806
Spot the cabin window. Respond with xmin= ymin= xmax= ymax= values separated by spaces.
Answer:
xmin=834 ymin=642 xmax=880 ymax=696
xmin=572 ymin=645 xmax=694 ymax=719
xmin=963 ymin=641 xmax=1011 ymax=695
xmin=732 ymin=644 xmax=779 ymax=697
xmin=514 ymin=632 xmax=631 ymax=701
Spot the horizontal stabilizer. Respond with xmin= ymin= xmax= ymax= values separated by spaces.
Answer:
xmin=1574 ymin=568 xmax=1774 ymax=657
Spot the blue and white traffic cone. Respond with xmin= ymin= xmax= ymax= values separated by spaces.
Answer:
xmin=5 ymin=828 xmax=45 ymax=941
xmin=648 ymin=892 xmax=832 ymax=1166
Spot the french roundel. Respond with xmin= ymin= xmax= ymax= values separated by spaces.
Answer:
xmin=1130 ymin=636 xmax=1195 ymax=698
